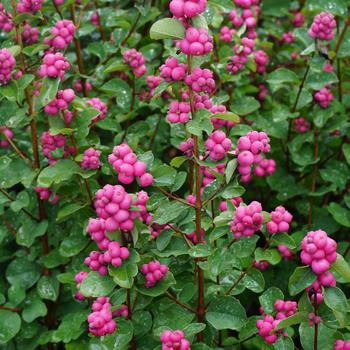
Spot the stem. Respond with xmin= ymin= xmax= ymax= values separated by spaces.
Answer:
xmin=51 ymin=0 xmax=63 ymax=19
xmin=225 ymin=268 xmax=249 ymax=295
xmin=93 ymin=0 xmax=107 ymax=41
xmin=148 ymin=114 xmax=162 ymax=150
xmin=1 ymin=131 xmax=32 ymax=164
xmin=286 ymin=54 xmax=313 ymax=170
xmin=187 ymin=54 xmax=205 ymax=341
xmin=0 ymin=306 xmax=21 ymax=312
xmin=156 ymin=186 xmax=195 ymax=208
xmin=120 ymin=1 xmax=145 ymax=47
xmin=343 ymin=242 xmax=350 ymax=258
xmin=70 ymin=4 xmax=88 ymax=97
xmin=165 ymin=290 xmax=195 ymax=313
xmin=11 ymin=2 xmax=53 ymax=344
xmin=308 ymin=128 xmax=319 ymax=230
xmin=84 ymin=178 xmax=94 ymax=204
xmin=0 ymin=189 xmax=40 ymax=221
xmin=334 ymin=14 xmax=350 ymax=55
xmin=313 ymin=300 xmax=319 ymax=350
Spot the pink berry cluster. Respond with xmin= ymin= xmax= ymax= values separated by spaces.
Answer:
xmin=0 ymin=4 xmax=14 ymax=33
xmin=87 ymin=218 xmax=110 ymax=250
xmin=150 ymin=223 xmax=168 ymax=239
xmin=254 ymin=260 xmax=270 ymax=270
xmin=141 ymin=260 xmax=168 ymax=288
xmin=254 ymin=50 xmax=269 ymax=73
xmin=160 ymin=56 xmax=187 ymax=82
xmin=236 ymin=131 xmax=273 ymax=183
xmin=201 ymin=163 xmax=225 ymax=187
xmin=90 ymin=12 xmax=100 ymax=26
xmin=45 ymin=19 xmax=76 ymax=50
xmin=74 ymin=79 xmax=93 ymax=93
xmin=160 ymin=329 xmax=190 ymax=350
xmin=179 ymin=138 xmax=194 ymax=157
xmin=108 ymin=143 xmax=153 ymax=186
xmin=308 ymin=12 xmax=336 ymax=41
xmin=94 ymin=184 xmax=137 ymax=232
xmin=281 ymin=32 xmax=294 ymax=44
xmin=293 ymin=117 xmax=310 ymax=133
xmin=22 ymin=23 xmax=39 ymax=44
xmin=301 ymin=230 xmax=337 ymax=303
xmin=39 ymin=52 xmax=70 ymax=80
xmin=134 ymin=191 xmax=152 ymax=224
xmin=84 ymin=241 xmax=129 ymax=274
xmin=334 ymin=340 xmax=350 ymax=350
xmin=169 ymin=0 xmax=206 ymax=19
xmin=227 ymin=37 xmax=255 ymax=74
xmin=146 ymin=75 xmax=162 ymax=97
xmin=230 ymin=201 xmax=264 ymax=239
xmin=0 ymin=127 xmax=13 ymax=148
xmin=186 ymin=228 xmax=205 ymax=244
xmin=293 ymin=11 xmax=304 ymax=27
xmin=178 ymin=27 xmax=213 ymax=56
xmin=87 ymin=98 xmax=108 ymax=122
xmin=308 ymin=312 xmax=321 ymax=327
xmin=74 ymin=271 xmax=88 ymax=301
xmin=34 ymin=186 xmax=59 ymax=204
xmin=204 ymin=130 xmax=232 ymax=161
xmin=0 ymin=48 xmax=15 ymax=85
xmin=256 ymin=299 xmax=297 ymax=344
xmin=44 ymin=89 xmax=75 ymax=115
xmin=17 ymin=0 xmax=43 ymax=13
xmin=314 ymin=87 xmax=333 ymax=109
xmin=88 ymin=297 xmax=116 ymax=336
xmin=40 ymin=131 xmax=75 ymax=164
xmin=219 ymin=197 xmax=243 ymax=212
xmin=184 ymin=68 xmax=216 ymax=93
xmin=301 ymin=230 xmax=337 ymax=275
xmin=211 ymin=104 xmax=236 ymax=129
xmin=113 ymin=304 xmax=129 ymax=318
xmin=167 ymin=100 xmax=191 ymax=124
xmin=266 ymin=206 xmax=293 ymax=234
xmin=81 ymin=148 xmax=101 ymax=170
xmin=220 ymin=26 xmax=235 ymax=42
xmin=278 ymin=245 xmax=294 ymax=260
xmin=123 ymin=49 xmax=147 ymax=77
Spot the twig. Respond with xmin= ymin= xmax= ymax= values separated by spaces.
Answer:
xmin=1 ymin=131 xmax=32 ymax=164
xmin=0 ymin=306 xmax=21 ymax=312
xmin=120 ymin=1 xmax=145 ymax=46
xmin=165 ymin=290 xmax=195 ymax=313
xmin=156 ymin=186 xmax=195 ymax=208
xmin=0 ymin=189 xmax=40 ymax=222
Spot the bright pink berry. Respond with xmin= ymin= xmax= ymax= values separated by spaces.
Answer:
xmin=87 ymin=98 xmax=108 ymax=122
xmin=38 ymin=52 xmax=70 ymax=80
xmin=45 ymin=19 xmax=76 ymax=50
xmin=293 ymin=117 xmax=310 ymax=133
xmin=204 ymin=130 xmax=232 ymax=160
xmin=169 ymin=0 xmax=206 ymax=19
xmin=178 ymin=27 xmax=213 ymax=56
xmin=34 ymin=186 xmax=59 ymax=204
xmin=22 ymin=23 xmax=39 ymax=44
xmin=185 ymin=68 xmax=216 ymax=93
xmin=141 ymin=260 xmax=168 ymax=288
xmin=0 ymin=48 xmax=15 ymax=85
xmin=123 ymin=49 xmax=147 ymax=77
xmin=308 ymin=12 xmax=336 ymax=41
xmin=314 ymin=87 xmax=333 ymax=108
xmin=160 ymin=57 xmax=187 ymax=82
xmin=0 ymin=5 xmax=14 ymax=33
xmin=81 ymin=148 xmax=101 ymax=170
xmin=88 ymin=297 xmax=116 ymax=336
xmin=167 ymin=100 xmax=191 ymax=124
xmin=44 ymin=89 xmax=75 ymax=115
xmin=160 ymin=329 xmax=190 ymax=350
xmin=0 ymin=127 xmax=13 ymax=148
xmin=17 ymin=0 xmax=43 ymax=13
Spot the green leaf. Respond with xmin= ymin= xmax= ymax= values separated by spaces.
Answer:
xmin=170 ymin=156 xmax=188 ymax=168
xmin=327 ymin=203 xmax=350 ymax=227
xmin=274 ymin=311 xmax=309 ymax=331
xmin=17 ymin=220 xmax=48 ymax=247
xmin=156 ymin=230 xmax=173 ymax=251
xmin=37 ymin=159 xmax=81 ymax=187
xmin=0 ymin=310 xmax=21 ymax=344
xmin=0 ymin=81 xmax=18 ymax=102
xmin=80 ymin=272 xmax=115 ymax=297
xmin=267 ymin=68 xmax=299 ymax=85
xmin=211 ymin=112 xmax=240 ymax=123
xmin=22 ymin=297 xmax=47 ymax=323
xmin=6 ymin=257 xmax=41 ymax=289
xmin=8 ymin=282 xmax=26 ymax=306
xmin=288 ymin=266 xmax=316 ymax=296
xmin=343 ymin=143 xmax=350 ymax=165
xmin=330 ymin=253 xmax=350 ymax=283
xmin=206 ymin=296 xmax=247 ymax=330
xmin=183 ymin=323 xmax=206 ymax=337
xmin=274 ymin=337 xmax=294 ymax=350
xmin=51 ymin=311 xmax=87 ymax=343
xmin=109 ymin=249 xmax=140 ymax=289
xmin=259 ymin=287 xmax=284 ymax=314
xmin=57 ymin=203 xmax=88 ymax=222
xmin=324 ymin=286 xmax=349 ymax=312
xmin=37 ymin=276 xmax=59 ymax=301
xmin=39 ymin=77 xmax=60 ymax=107
xmin=271 ymin=233 xmax=296 ymax=249
xmin=255 ymin=248 xmax=281 ymax=265
xmin=188 ymin=244 xmax=212 ymax=258
xmin=299 ymin=322 xmax=336 ymax=350
xmin=153 ymin=201 xmax=188 ymax=225
xmin=231 ymin=96 xmax=260 ymax=116
xmin=133 ymin=310 xmax=152 ymax=337
xmin=150 ymin=18 xmax=185 ymax=40
xmin=137 ymin=272 xmax=176 ymax=297
xmin=225 ymin=159 xmax=237 ymax=184
xmin=152 ymin=165 xmax=177 ymax=187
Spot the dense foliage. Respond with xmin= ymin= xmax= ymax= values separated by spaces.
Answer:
xmin=1 ymin=0 xmax=350 ymax=349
